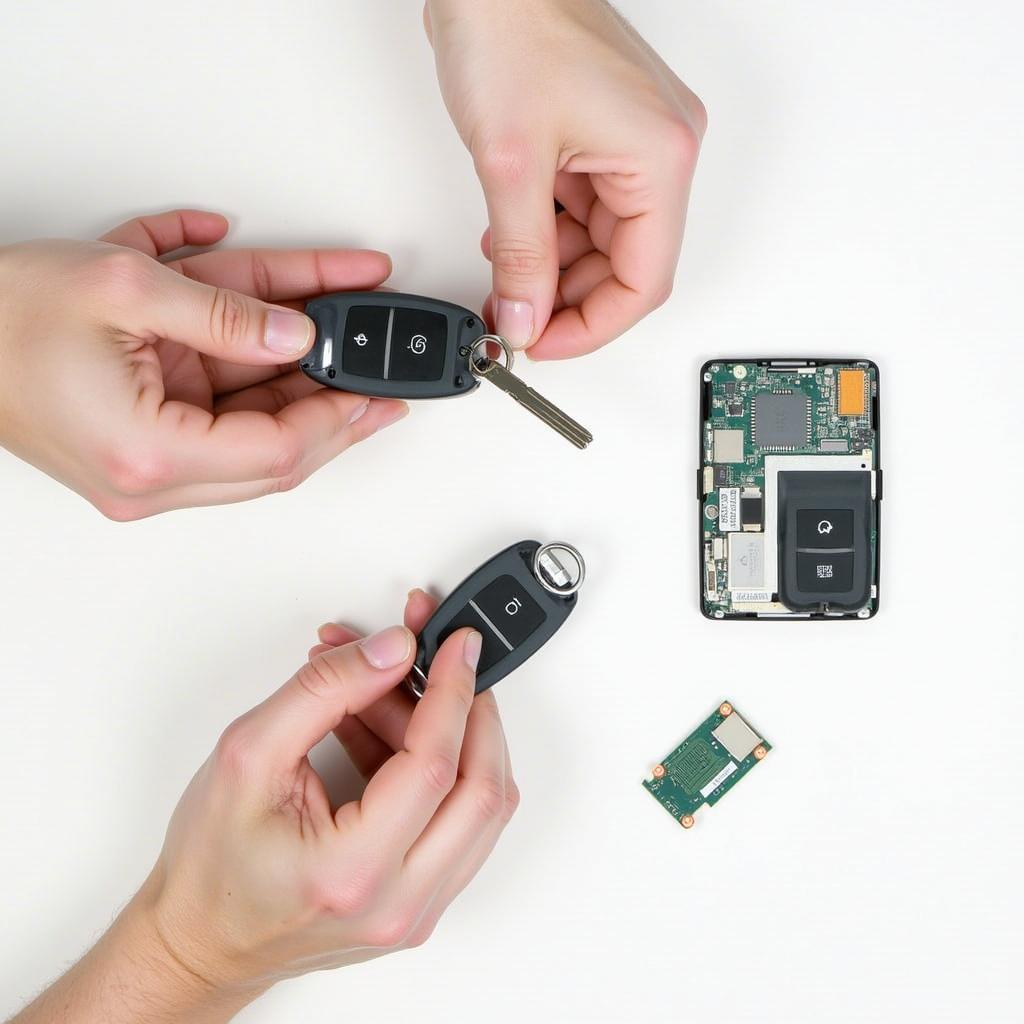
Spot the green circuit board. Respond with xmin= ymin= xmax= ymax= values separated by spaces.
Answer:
xmin=643 ymin=701 xmax=771 ymax=828
xmin=700 ymin=359 xmax=880 ymax=619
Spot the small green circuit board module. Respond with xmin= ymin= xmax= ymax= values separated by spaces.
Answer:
xmin=644 ymin=702 xmax=770 ymax=828
xmin=700 ymin=359 xmax=881 ymax=619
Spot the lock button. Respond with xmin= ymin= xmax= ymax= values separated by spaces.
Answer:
xmin=342 ymin=306 xmax=389 ymax=378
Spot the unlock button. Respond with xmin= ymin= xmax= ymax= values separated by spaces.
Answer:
xmin=389 ymin=308 xmax=447 ymax=382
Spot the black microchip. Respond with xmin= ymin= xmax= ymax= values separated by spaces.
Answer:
xmin=714 ymin=465 xmax=729 ymax=486
xmin=728 ymin=403 xmax=743 ymax=416
xmin=753 ymin=391 xmax=810 ymax=448
xmin=741 ymin=496 xmax=763 ymax=526
xmin=724 ymin=381 xmax=736 ymax=396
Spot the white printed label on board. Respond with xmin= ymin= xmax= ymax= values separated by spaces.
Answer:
xmin=700 ymin=760 xmax=738 ymax=798
xmin=719 ymin=487 xmax=741 ymax=532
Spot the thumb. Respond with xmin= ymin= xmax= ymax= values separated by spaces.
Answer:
xmin=144 ymin=261 xmax=314 ymax=364
xmin=475 ymin=143 xmax=559 ymax=349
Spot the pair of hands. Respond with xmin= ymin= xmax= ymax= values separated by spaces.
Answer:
xmin=0 ymin=0 xmax=704 ymax=519
xmin=15 ymin=592 xmax=516 ymax=1023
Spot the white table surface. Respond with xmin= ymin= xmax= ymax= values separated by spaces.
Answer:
xmin=1 ymin=2 xmax=1020 ymax=1021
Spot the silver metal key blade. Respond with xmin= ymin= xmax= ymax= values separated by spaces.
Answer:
xmin=474 ymin=358 xmax=593 ymax=449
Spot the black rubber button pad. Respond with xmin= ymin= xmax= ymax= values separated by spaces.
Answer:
xmin=388 ymin=308 xmax=447 ymax=382
xmin=797 ymin=551 xmax=854 ymax=592
xmin=796 ymin=509 xmax=854 ymax=548
xmin=435 ymin=575 xmax=547 ymax=675
xmin=342 ymin=306 xmax=389 ymax=378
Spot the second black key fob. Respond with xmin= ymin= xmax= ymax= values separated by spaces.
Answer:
xmin=409 ymin=540 xmax=585 ymax=697
xmin=301 ymin=291 xmax=485 ymax=399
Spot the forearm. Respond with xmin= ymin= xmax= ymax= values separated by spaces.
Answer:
xmin=8 ymin=881 xmax=263 ymax=1024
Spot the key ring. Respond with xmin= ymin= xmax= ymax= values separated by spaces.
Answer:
xmin=533 ymin=542 xmax=586 ymax=597
xmin=468 ymin=334 xmax=515 ymax=377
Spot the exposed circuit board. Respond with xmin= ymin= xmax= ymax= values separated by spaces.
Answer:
xmin=700 ymin=360 xmax=881 ymax=619
xmin=643 ymin=701 xmax=770 ymax=829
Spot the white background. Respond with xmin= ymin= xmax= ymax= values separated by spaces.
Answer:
xmin=1 ymin=2 xmax=1021 ymax=1021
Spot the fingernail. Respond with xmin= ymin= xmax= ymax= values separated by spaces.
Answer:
xmin=359 ymin=626 xmax=412 ymax=669
xmin=265 ymin=309 xmax=312 ymax=355
xmin=348 ymin=400 xmax=370 ymax=425
xmin=463 ymin=630 xmax=482 ymax=671
xmin=496 ymin=298 xmax=534 ymax=349
xmin=375 ymin=403 xmax=409 ymax=432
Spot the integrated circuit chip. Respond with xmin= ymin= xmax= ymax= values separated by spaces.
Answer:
xmin=728 ymin=532 xmax=765 ymax=590
xmin=753 ymin=391 xmax=810 ymax=449
xmin=713 ymin=428 xmax=745 ymax=463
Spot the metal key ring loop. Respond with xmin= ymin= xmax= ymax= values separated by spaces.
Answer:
xmin=468 ymin=334 xmax=515 ymax=377
xmin=533 ymin=542 xmax=586 ymax=597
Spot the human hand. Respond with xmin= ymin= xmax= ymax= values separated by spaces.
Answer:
xmin=0 ymin=209 xmax=407 ymax=519
xmin=143 ymin=587 xmax=517 ymax=995
xmin=424 ymin=0 xmax=706 ymax=358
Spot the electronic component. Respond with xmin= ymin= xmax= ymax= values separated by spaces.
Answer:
xmin=740 ymin=487 xmax=763 ymax=530
xmin=643 ymin=701 xmax=770 ymax=828
xmin=713 ymin=428 xmax=745 ymax=463
xmin=727 ymin=532 xmax=765 ymax=592
xmin=700 ymin=360 xmax=881 ymax=620
xmin=753 ymin=391 xmax=810 ymax=449
xmin=837 ymin=369 xmax=866 ymax=417
xmin=820 ymin=438 xmax=850 ymax=452
xmin=728 ymin=403 xmax=743 ymax=416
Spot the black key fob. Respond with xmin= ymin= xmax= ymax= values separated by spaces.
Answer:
xmin=301 ymin=291 xmax=485 ymax=399
xmin=409 ymin=540 xmax=585 ymax=697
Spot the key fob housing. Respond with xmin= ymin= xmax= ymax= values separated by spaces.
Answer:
xmin=413 ymin=540 xmax=580 ymax=696
xmin=302 ymin=291 xmax=485 ymax=399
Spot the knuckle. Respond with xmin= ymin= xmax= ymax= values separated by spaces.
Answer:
xmin=489 ymin=241 xmax=548 ymax=281
xmin=314 ymin=868 xmax=383 ymax=918
xmin=267 ymin=431 xmax=304 ymax=481
xmin=209 ymin=287 xmax=251 ymax=350
xmin=293 ymin=656 xmax=348 ymax=701
xmin=504 ymin=780 xmax=522 ymax=821
xmin=102 ymin=444 xmax=171 ymax=496
xmin=662 ymin=115 xmax=701 ymax=174
xmin=404 ymin=918 xmax=437 ymax=949
xmin=648 ymin=276 xmax=675 ymax=311
xmin=94 ymin=495 xmax=145 ymax=522
xmin=473 ymin=136 xmax=535 ymax=187
xmin=88 ymin=246 xmax=154 ymax=301
xmin=213 ymin=719 xmax=257 ymax=779
xmin=366 ymin=912 xmax=416 ymax=950
xmin=470 ymin=777 xmax=508 ymax=822
xmin=422 ymin=751 xmax=459 ymax=796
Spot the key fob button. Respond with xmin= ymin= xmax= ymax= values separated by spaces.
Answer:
xmin=473 ymin=575 xmax=547 ymax=648
xmin=342 ymin=306 xmax=390 ymax=378
xmin=797 ymin=551 xmax=854 ymax=592
xmin=797 ymin=509 xmax=854 ymax=548
xmin=389 ymin=308 xmax=447 ymax=382
xmin=438 ymin=605 xmax=509 ymax=674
